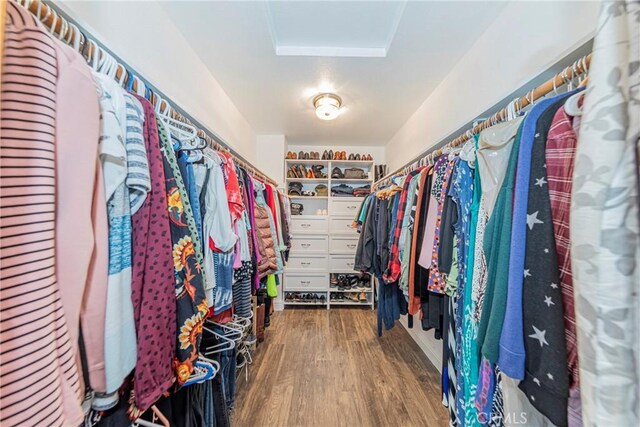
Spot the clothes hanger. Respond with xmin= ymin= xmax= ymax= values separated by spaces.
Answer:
xmin=202 ymin=331 xmax=236 ymax=355
xmin=134 ymin=405 xmax=171 ymax=427
xmin=183 ymin=358 xmax=218 ymax=387
xmin=564 ymin=89 xmax=585 ymax=117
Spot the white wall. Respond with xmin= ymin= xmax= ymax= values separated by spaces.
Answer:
xmin=58 ymin=0 xmax=258 ymax=163
xmin=256 ymin=135 xmax=287 ymax=187
xmin=385 ymin=0 xmax=600 ymax=171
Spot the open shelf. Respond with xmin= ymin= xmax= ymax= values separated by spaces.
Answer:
xmin=329 ymin=160 xmax=375 ymax=167
xmin=286 ymin=178 xmax=329 ymax=182
xmin=330 ymin=178 xmax=373 ymax=183
xmin=329 ymin=288 xmax=373 ymax=293
xmin=329 ymin=301 xmax=371 ymax=306
xmin=284 ymin=301 xmax=327 ymax=305
xmin=288 ymin=195 xmax=329 ymax=199
xmin=285 ymin=159 xmax=329 ymax=164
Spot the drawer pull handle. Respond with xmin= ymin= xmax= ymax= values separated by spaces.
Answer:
xmin=301 ymin=243 xmax=311 ymax=248
xmin=301 ymin=262 xmax=311 ymax=267
xmin=301 ymin=223 xmax=311 ymax=228
xmin=347 ymin=244 xmax=356 ymax=249
xmin=301 ymin=280 xmax=310 ymax=285
xmin=347 ymin=206 xmax=356 ymax=210
xmin=347 ymin=262 xmax=354 ymax=267
xmin=346 ymin=224 xmax=352 ymax=228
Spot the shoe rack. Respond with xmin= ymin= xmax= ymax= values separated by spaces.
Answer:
xmin=283 ymin=158 xmax=375 ymax=309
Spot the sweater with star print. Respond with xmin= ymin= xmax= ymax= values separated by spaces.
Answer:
xmin=519 ymin=97 xmax=570 ymax=427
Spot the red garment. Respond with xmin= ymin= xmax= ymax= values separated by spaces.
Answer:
xmin=264 ymin=183 xmax=279 ymax=236
xmin=208 ymin=307 xmax=234 ymax=324
xmin=130 ymin=95 xmax=177 ymax=410
xmin=545 ymin=105 xmax=579 ymax=387
xmin=217 ymin=152 xmax=244 ymax=223
xmin=383 ymin=168 xmax=422 ymax=283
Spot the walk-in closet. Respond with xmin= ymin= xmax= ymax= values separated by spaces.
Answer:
xmin=1 ymin=1 xmax=638 ymax=426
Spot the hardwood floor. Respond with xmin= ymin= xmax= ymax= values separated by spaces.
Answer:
xmin=233 ymin=308 xmax=448 ymax=427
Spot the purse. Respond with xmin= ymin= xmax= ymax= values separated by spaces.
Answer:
xmin=344 ymin=167 xmax=366 ymax=179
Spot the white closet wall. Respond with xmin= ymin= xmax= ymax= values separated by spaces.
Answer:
xmin=385 ymin=0 xmax=600 ymax=171
xmin=57 ymin=0 xmax=258 ymax=162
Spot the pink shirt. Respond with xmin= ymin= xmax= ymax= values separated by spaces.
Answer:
xmin=53 ymin=25 xmax=108 ymax=395
xmin=1 ymin=3 xmax=84 ymax=425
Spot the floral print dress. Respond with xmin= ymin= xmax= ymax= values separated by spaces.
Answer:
xmin=156 ymin=118 xmax=208 ymax=385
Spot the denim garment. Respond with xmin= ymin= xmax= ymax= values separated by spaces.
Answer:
xmin=203 ymin=379 xmax=214 ymax=427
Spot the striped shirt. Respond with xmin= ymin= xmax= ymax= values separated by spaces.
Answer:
xmin=123 ymin=93 xmax=150 ymax=214
xmin=1 ymin=2 xmax=84 ymax=425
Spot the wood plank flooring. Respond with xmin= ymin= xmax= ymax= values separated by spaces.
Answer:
xmin=233 ymin=308 xmax=448 ymax=427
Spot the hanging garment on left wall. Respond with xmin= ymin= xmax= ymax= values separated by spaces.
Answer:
xmin=0 ymin=2 xmax=291 ymax=425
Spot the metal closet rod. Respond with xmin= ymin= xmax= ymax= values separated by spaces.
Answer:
xmin=20 ymin=0 xmax=277 ymax=187
xmin=373 ymin=53 xmax=592 ymax=190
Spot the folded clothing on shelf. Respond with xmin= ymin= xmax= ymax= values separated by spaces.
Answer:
xmin=331 ymin=184 xmax=354 ymax=196
xmin=291 ymin=202 xmax=304 ymax=215
xmin=288 ymin=181 xmax=303 ymax=196
xmin=353 ymin=185 xmax=371 ymax=197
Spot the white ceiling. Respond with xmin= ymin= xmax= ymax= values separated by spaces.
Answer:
xmin=161 ymin=1 xmax=507 ymax=146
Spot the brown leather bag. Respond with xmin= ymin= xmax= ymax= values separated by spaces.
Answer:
xmin=256 ymin=304 xmax=265 ymax=342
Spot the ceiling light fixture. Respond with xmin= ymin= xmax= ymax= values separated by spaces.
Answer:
xmin=313 ymin=93 xmax=342 ymax=121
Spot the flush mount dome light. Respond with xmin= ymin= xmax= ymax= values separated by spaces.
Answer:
xmin=313 ymin=93 xmax=342 ymax=121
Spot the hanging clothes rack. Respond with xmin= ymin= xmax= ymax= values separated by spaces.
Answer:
xmin=19 ymin=0 xmax=277 ymax=187
xmin=373 ymin=53 xmax=592 ymax=190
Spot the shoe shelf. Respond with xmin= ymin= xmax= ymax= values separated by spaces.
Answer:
xmin=285 ymin=159 xmax=330 ymax=164
xmin=284 ymin=155 xmax=375 ymax=311
xmin=329 ymin=301 xmax=371 ymax=306
xmin=285 ymin=178 xmax=329 ymax=182
xmin=283 ymin=301 xmax=327 ymax=306
xmin=288 ymin=195 xmax=329 ymax=199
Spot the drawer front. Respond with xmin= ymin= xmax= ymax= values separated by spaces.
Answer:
xmin=285 ymin=273 xmax=328 ymax=291
xmin=290 ymin=236 xmax=328 ymax=254
xmin=331 ymin=199 xmax=363 ymax=216
xmin=329 ymin=217 xmax=358 ymax=235
xmin=330 ymin=255 xmax=357 ymax=273
xmin=329 ymin=236 xmax=359 ymax=254
xmin=290 ymin=217 xmax=328 ymax=234
xmin=287 ymin=255 xmax=329 ymax=272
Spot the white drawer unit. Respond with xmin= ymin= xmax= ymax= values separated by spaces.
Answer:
xmin=329 ymin=217 xmax=358 ymax=235
xmin=290 ymin=217 xmax=328 ymax=235
xmin=287 ymin=254 xmax=329 ymax=272
xmin=329 ymin=236 xmax=359 ymax=254
xmin=290 ymin=235 xmax=328 ymax=254
xmin=330 ymin=198 xmax=362 ymax=216
xmin=329 ymin=255 xmax=357 ymax=272
xmin=285 ymin=273 xmax=329 ymax=291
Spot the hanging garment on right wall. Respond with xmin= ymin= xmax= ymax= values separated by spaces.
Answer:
xmin=571 ymin=1 xmax=640 ymax=426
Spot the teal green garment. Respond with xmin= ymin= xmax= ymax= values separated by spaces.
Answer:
xmin=358 ymin=195 xmax=372 ymax=224
xmin=461 ymin=135 xmax=482 ymax=427
xmin=400 ymin=169 xmax=425 ymax=294
xmin=477 ymin=121 xmax=524 ymax=363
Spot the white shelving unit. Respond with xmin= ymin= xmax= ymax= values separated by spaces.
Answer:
xmin=283 ymin=159 xmax=375 ymax=309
